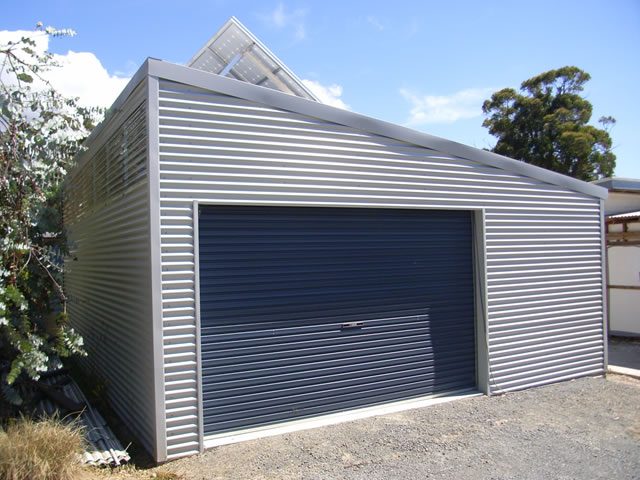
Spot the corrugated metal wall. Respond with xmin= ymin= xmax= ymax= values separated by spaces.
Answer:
xmin=64 ymin=83 xmax=158 ymax=455
xmin=156 ymin=79 xmax=604 ymax=458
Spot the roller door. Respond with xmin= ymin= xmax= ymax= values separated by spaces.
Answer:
xmin=198 ymin=206 xmax=476 ymax=435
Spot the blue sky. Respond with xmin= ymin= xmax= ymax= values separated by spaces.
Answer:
xmin=4 ymin=0 xmax=639 ymax=178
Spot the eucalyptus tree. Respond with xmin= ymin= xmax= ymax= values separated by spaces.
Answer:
xmin=0 ymin=24 xmax=100 ymax=407
xmin=482 ymin=66 xmax=615 ymax=181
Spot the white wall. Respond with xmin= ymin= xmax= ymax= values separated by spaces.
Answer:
xmin=604 ymin=192 xmax=640 ymax=216
xmin=608 ymin=245 xmax=640 ymax=335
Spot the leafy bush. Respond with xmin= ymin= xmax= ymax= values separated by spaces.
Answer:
xmin=0 ymin=415 xmax=86 ymax=480
xmin=0 ymin=24 xmax=101 ymax=408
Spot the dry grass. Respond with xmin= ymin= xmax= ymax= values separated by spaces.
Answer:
xmin=0 ymin=414 xmax=183 ymax=480
xmin=0 ymin=415 xmax=87 ymax=480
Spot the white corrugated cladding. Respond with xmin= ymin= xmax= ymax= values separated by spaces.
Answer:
xmin=65 ymin=82 xmax=159 ymax=456
xmin=156 ymin=79 xmax=604 ymax=458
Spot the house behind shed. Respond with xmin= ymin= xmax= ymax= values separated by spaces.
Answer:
xmin=64 ymin=18 xmax=608 ymax=463
xmin=606 ymin=211 xmax=640 ymax=336
xmin=594 ymin=176 xmax=640 ymax=337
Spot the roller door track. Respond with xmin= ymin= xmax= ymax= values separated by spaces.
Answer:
xmin=198 ymin=206 xmax=476 ymax=435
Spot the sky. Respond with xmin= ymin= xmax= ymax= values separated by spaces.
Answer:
xmin=3 ymin=0 xmax=639 ymax=178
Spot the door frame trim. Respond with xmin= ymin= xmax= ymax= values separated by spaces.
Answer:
xmin=192 ymin=202 xmax=488 ymax=452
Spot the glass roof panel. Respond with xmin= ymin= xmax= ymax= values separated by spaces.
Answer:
xmin=189 ymin=49 xmax=225 ymax=75
xmin=187 ymin=17 xmax=319 ymax=102
xmin=232 ymin=54 xmax=266 ymax=84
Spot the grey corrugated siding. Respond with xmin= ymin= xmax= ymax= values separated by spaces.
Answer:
xmin=156 ymin=80 xmax=604 ymax=457
xmin=64 ymin=83 xmax=158 ymax=456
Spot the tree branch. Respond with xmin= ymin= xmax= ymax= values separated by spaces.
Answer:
xmin=31 ymin=246 xmax=67 ymax=312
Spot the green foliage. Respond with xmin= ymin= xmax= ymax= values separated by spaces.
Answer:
xmin=0 ymin=24 xmax=101 ymax=405
xmin=482 ymin=66 xmax=616 ymax=181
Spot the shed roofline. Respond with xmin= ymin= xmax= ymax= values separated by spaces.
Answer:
xmin=71 ymin=58 xmax=153 ymax=177
xmin=76 ymin=58 xmax=608 ymax=200
xmin=592 ymin=177 xmax=640 ymax=193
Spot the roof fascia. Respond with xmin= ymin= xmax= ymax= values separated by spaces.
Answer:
xmin=607 ymin=214 xmax=640 ymax=223
xmin=593 ymin=177 xmax=640 ymax=192
xmin=148 ymin=58 xmax=607 ymax=199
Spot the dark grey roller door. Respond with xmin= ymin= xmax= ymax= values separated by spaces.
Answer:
xmin=198 ymin=206 xmax=475 ymax=435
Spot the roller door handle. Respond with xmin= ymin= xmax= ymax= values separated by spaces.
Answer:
xmin=341 ymin=322 xmax=364 ymax=329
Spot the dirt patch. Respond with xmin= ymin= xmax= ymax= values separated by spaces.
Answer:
xmin=608 ymin=372 xmax=640 ymax=386
xmin=88 ymin=465 xmax=184 ymax=479
xmin=162 ymin=376 xmax=639 ymax=480
xmin=98 ymin=375 xmax=639 ymax=480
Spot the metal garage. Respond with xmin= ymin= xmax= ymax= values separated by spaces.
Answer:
xmin=198 ymin=206 xmax=475 ymax=434
xmin=64 ymin=18 xmax=608 ymax=463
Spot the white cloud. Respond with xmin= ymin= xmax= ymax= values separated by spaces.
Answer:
xmin=400 ymin=87 xmax=495 ymax=125
xmin=47 ymin=51 xmax=130 ymax=108
xmin=261 ymin=3 xmax=309 ymax=40
xmin=406 ymin=18 xmax=420 ymax=38
xmin=366 ymin=16 xmax=385 ymax=31
xmin=0 ymin=29 xmax=130 ymax=109
xmin=270 ymin=3 xmax=287 ymax=27
xmin=302 ymin=79 xmax=350 ymax=110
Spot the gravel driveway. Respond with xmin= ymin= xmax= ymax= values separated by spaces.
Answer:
xmin=166 ymin=375 xmax=640 ymax=479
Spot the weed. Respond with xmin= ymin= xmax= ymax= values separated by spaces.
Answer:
xmin=0 ymin=415 xmax=86 ymax=480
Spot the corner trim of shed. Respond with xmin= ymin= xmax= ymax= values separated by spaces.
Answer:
xmin=473 ymin=210 xmax=490 ymax=395
xmin=147 ymin=74 xmax=168 ymax=462
xmin=600 ymin=198 xmax=609 ymax=370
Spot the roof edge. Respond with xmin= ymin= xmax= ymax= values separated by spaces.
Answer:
xmin=592 ymin=177 xmax=640 ymax=193
xmin=148 ymin=59 xmax=607 ymax=200
xmin=72 ymin=59 xmax=151 ymax=172
xmin=608 ymin=211 xmax=640 ymax=220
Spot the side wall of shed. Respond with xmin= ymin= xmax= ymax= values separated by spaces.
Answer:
xmin=64 ymin=81 xmax=160 ymax=457
xmin=155 ymin=80 xmax=605 ymax=459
